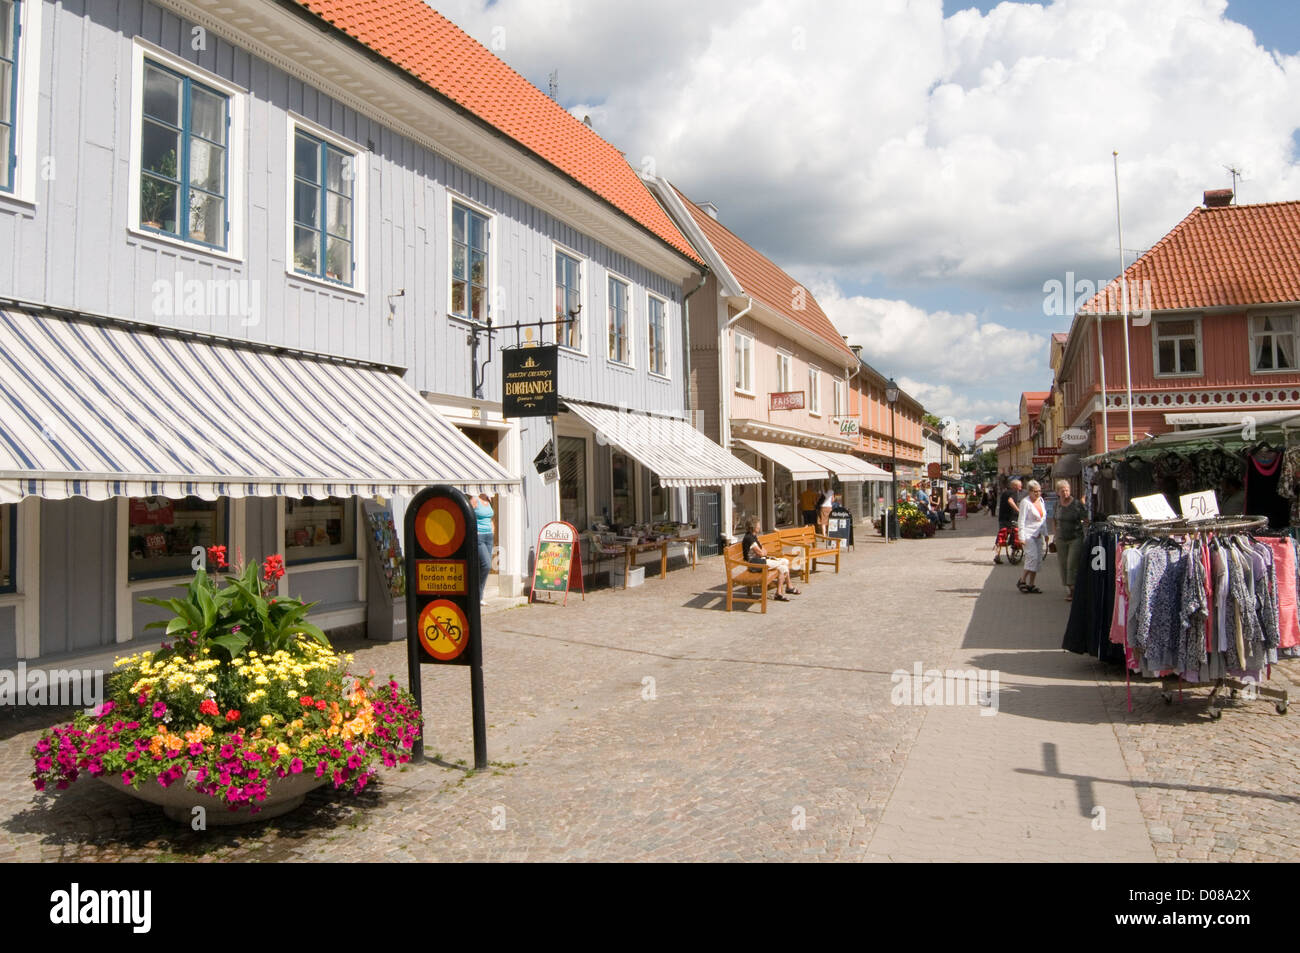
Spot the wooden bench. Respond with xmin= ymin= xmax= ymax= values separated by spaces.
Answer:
xmin=723 ymin=542 xmax=778 ymax=612
xmin=776 ymin=525 xmax=841 ymax=575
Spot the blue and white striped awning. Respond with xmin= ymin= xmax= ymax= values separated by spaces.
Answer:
xmin=0 ymin=308 xmax=519 ymax=503
xmin=564 ymin=399 xmax=763 ymax=488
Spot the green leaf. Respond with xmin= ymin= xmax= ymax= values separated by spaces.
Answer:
xmin=209 ymin=632 xmax=251 ymax=659
xmin=289 ymin=622 xmax=330 ymax=646
xmin=164 ymin=617 xmax=190 ymax=636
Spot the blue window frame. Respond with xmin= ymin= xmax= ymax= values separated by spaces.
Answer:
xmin=0 ymin=503 xmax=15 ymax=593
xmin=139 ymin=59 xmax=228 ymax=248
xmin=0 ymin=0 xmax=19 ymax=193
xmin=293 ymin=129 xmax=354 ymax=285
xmin=451 ymin=202 xmax=489 ymax=321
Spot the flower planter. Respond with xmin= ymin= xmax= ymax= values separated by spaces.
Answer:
xmin=98 ymin=770 xmax=328 ymax=825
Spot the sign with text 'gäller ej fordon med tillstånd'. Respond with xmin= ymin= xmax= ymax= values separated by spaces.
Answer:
xmin=502 ymin=345 xmax=558 ymax=418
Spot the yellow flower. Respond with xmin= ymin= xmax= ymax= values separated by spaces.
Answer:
xmin=260 ymin=714 xmax=274 ymax=728
xmin=287 ymin=690 xmax=298 ymax=699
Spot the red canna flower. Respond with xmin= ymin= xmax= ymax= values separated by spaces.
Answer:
xmin=206 ymin=545 xmax=228 ymax=571
xmin=262 ymin=554 xmax=285 ymax=584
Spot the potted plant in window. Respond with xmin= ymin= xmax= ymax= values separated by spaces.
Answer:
xmin=140 ymin=150 xmax=177 ymax=230
xmin=29 ymin=550 xmax=422 ymax=824
xmin=325 ymin=242 xmax=347 ymax=282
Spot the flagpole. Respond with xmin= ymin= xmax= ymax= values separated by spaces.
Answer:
xmin=1114 ymin=151 xmax=1134 ymax=447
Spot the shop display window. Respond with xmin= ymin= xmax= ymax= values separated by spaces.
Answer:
xmin=285 ymin=496 xmax=355 ymax=563
xmin=650 ymin=472 xmax=670 ymax=522
xmin=128 ymin=496 xmax=227 ymax=580
xmin=773 ymin=465 xmax=794 ymax=527
xmin=559 ymin=436 xmax=589 ymax=531
xmin=0 ymin=503 xmax=14 ymax=592
xmin=611 ymin=451 xmax=635 ymax=525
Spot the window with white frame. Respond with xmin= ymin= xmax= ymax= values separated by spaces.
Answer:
xmin=292 ymin=127 xmax=357 ymax=285
xmin=1251 ymin=314 xmax=1296 ymax=372
xmin=607 ymin=275 xmax=630 ymax=364
xmin=451 ymin=201 xmax=489 ymax=321
xmin=833 ymin=378 xmax=846 ymax=417
xmin=0 ymin=1 xmax=18 ymax=193
xmin=555 ymin=249 xmax=582 ymax=350
xmin=1153 ymin=317 xmax=1201 ymax=376
xmin=734 ymin=331 xmax=754 ymax=393
xmin=776 ymin=352 xmax=792 ymax=393
xmin=647 ymin=294 xmax=667 ymax=376
xmin=808 ymin=366 xmax=822 ymax=415
xmin=138 ymin=59 xmax=229 ymax=247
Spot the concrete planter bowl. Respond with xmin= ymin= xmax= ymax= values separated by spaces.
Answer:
xmin=97 ymin=771 xmax=328 ymax=825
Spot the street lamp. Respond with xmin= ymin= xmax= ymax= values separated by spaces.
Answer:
xmin=886 ymin=378 xmax=899 ymax=541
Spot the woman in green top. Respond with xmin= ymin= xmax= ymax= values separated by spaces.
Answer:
xmin=1053 ymin=479 xmax=1088 ymax=601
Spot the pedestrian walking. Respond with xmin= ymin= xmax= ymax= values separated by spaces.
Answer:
xmin=741 ymin=516 xmax=798 ymax=600
xmin=817 ymin=483 xmax=834 ymax=535
xmin=1052 ymin=479 xmax=1088 ymax=601
xmin=472 ymin=492 xmax=495 ymax=605
xmin=994 ymin=478 xmax=1021 ymax=563
xmin=1017 ymin=480 xmax=1048 ymax=593
xmin=800 ymin=485 xmax=819 ymax=526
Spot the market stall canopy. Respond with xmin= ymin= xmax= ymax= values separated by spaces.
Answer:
xmin=0 ymin=308 xmax=520 ymax=503
xmin=790 ymin=446 xmax=891 ymax=483
xmin=564 ymin=399 xmax=764 ymax=487
xmin=1084 ymin=412 xmax=1300 ymax=465
xmin=1053 ymin=453 xmax=1083 ymax=477
xmin=733 ymin=438 xmax=827 ymax=482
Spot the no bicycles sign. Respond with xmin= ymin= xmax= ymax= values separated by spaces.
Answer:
xmin=403 ymin=485 xmax=488 ymax=768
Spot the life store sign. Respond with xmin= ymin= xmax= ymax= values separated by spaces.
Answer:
xmin=502 ymin=345 xmax=558 ymax=418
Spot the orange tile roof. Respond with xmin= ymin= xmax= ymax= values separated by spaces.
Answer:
xmin=1082 ymin=200 xmax=1300 ymax=313
xmin=294 ymin=0 xmax=700 ymax=264
xmin=672 ymin=187 xmax=858 ymax=365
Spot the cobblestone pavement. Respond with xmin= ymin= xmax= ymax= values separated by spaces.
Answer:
xmin=4 ymin=514 xmax=1299 ymax=861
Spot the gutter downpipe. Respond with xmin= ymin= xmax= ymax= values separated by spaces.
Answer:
xmin=681 ymin=267 xmax=708 ymax=525
xmin=720 ymin=296 xmax=754 ymax=544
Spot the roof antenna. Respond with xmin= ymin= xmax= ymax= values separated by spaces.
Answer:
xmin=548 ymin=69 xmax=558 ymax=102
xmin=1225 ymin=164 xmax=1242 ymax=203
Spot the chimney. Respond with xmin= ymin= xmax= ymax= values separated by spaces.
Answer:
xmin=699 ymin=201 xmax=719 ymax=220
xmin=850 ymin=344 xmax=863 ymax=357
xmin=1204 ymin=188 xmax=1233 ymax=208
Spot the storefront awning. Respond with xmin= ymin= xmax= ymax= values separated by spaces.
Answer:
xmin=733 ymin=438 xmax=827 ymax=482
xmin=0 ymin=308 xmax=520 ymax=502
xmin=564 ymin=400 xmax=763 ymax=487
xmin=792 ymin=447 xmax=891 ymax=483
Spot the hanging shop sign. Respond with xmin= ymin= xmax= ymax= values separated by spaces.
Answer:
xmin=769 ymin=391 xmax=805 ymax=411
xmin=1060 ymin=427 xmax=1090 ymax=446
xmin=404 ymin=485 xmax=487 ymax=767
xmin=529 ymin=520 xmax=585 ymax=606
xmin=502 ymin=345 xmax=558 ymax=418
xmin=533 ymin=438 xmax=558 ymax=474
xmin=927 ymin=463 xmax=942 ymax=479
xmin=832 ymin=416 xmax=860 ymax=437
xmin=1031 ymin=455 xmax=1057 ymax=465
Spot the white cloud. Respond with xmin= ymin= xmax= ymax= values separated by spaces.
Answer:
xmin=438 ymin=0 xmax=1300 ymax=294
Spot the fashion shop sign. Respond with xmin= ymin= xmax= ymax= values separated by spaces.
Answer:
xmin=769 ymin=391 xmax=805 ymax=411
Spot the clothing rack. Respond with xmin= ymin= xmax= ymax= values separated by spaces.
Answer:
xmin=1106 ymin=513 xmax=1289 ymax=719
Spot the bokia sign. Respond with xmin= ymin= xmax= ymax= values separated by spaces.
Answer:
xmin=502 ymin=344 xmax=558 ymax=418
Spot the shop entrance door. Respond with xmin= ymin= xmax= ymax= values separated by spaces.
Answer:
xmin=459 ymin=427 xmax=501 ymax=583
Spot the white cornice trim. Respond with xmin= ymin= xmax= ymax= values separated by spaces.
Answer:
xmin=643 ymin=175 xmax=743 ymax=296
xmin=161 ymin=0 xmax=699 ymax=283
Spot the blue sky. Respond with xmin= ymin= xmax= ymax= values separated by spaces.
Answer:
xmin=441 ymin=0 xmax=1300 ymax=436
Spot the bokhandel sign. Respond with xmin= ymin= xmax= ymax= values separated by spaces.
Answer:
xmin=502 ymin=345 xmax=558 ymax=418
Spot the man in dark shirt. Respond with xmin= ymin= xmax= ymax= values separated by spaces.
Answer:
xmin=994 ymin=479 xmax=1021 ymax=564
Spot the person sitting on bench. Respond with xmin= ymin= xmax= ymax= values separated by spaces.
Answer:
xmin=740 ymin=517 xmax=799 ymax=600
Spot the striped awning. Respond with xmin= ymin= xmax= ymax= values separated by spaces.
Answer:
xmin=792 ymin=447 xmax=891 ymax=483
xmin=0 ymin=308 xmax=519 ymax=503
xmin=563 ymin=400 xmax=763 ymax=487
xmin=733 ymin=438 xmax=827 ymax=482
